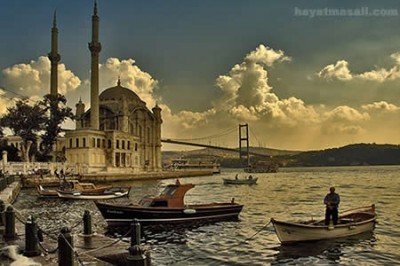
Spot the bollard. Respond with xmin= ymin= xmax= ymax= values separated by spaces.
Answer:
xmin=0 ymin=200 xmax=5 ymax=226
xmin=4 ymin=206 xmax=16 ymax=240
xmin=24 ymin=216 xmax=40 ymax=257
xmin=83 ymin=210 xmax=92 ymax=235
xmin=58 ymin=227 xmax=74 ymax=266
xmin=126 ymin=219 xmax=147 ymax=266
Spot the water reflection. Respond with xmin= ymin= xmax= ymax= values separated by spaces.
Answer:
xmin=272 ymin=231 xmax=376 ymax=264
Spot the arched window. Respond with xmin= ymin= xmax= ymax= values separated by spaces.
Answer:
xmin=108 ymin=139 xmax=112 ymax=149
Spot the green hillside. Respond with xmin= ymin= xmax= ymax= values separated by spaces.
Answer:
xmin=163 ymin=143 xmax=400 ymax=167
xmin=284 ymin=143 xmax=400 ymax=166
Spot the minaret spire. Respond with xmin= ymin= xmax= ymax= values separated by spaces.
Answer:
xmin=89 ymin=0 xmax=101 ymax=130
xmin=94 ymin=0 xmax=98 ymax=15
xmin=48 ymin=9 xmax=61 ymax=96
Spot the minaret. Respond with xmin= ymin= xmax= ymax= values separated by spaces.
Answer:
xmin=89 ymin=0 xmax=101 ymax=130
xmin=75 ymin=98 xmax=85 ymax=129
xmin=48 ymin=10 xmax=61 ymax=96
xmin=152 ymin=103 xmax=163 ymax=170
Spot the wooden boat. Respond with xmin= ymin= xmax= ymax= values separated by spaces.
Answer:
xmin=36 ymin=185 xmax=58 ymax=198
xmin=95 ymin=180 xmax=243 ymax=227
xmin=57 ymin=187 xmax=130 ymax=200
xmin=271 ymin=205 xmax=376 ymax=244
xmin=37 ymin=180 xmax=113 ymax=198
xmin=60 ymin=180 xmax=112 ymax=194
xmin=223 ymin=175 xmax=257 ymax=185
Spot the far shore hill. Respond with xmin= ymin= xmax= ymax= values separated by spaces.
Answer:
xmin=162 ymin=143 xmax=400 ymax=167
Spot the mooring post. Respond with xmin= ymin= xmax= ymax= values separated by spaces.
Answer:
xmin=24 ymin=216 xmax=40 ymax=257
xmin=58 ymin=227 xmax=74 ymax=266
xmin=0 ymin=200 xmax=5 ymax=226
xmin=83 ymin=210 xmax=92 ymax=235
xmin=4 ymin=206 xmax=16 ymax=240
xmin=126 ymin=219 xmax=147 ymax=266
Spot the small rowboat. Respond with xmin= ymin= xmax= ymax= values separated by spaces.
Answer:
xmin=36 ymin=185 xmax=58 ymax=198
xmin=271 ymin=204 xmax=376 ymax=244
xmin=223 ymin=176 xmax=257 ymax=185
xmin=36 ymin=180 xmax=113 ymax=198
xmin=57 ymin=187 xmax=130 ymax=200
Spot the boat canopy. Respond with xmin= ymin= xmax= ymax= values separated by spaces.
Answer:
xmin=139 ymin=180 xmax=195 ymax=208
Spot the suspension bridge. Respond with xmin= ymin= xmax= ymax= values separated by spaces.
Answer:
xmin=161 ymin=124 xmax=271 ymax=159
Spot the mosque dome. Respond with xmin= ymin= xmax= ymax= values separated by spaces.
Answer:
xmin=99 ymin=79 xmax=145 ymax=106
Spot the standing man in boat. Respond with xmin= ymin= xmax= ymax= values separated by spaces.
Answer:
xmin=324 ymin=187 xmax=340 ymax=225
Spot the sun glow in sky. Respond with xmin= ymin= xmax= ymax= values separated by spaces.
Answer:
xmin=1 ymin=0 xmax=400 ymax=151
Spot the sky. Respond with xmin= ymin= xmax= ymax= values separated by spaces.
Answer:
xmin=1 ymin=0 xmax=400 ymax=151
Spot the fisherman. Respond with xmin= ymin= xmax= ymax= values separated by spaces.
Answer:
xmin=324 ymin=187 xmax=340 ymax=225
xmin=235 ymin=174 xmax=238 ymax=180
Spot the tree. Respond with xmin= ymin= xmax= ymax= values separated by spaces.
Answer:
xmin=0 ymin=100 xmax=46 ymax=162
xmin=39 ymin=94 xmax=74 ymax=161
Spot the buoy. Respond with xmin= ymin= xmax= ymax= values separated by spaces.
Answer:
xmin=183 ymin=209 xmax=196 ymax=214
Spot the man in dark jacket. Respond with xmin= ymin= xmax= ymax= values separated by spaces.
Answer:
xmin=324 ymin=187 xmax=340 ymax=225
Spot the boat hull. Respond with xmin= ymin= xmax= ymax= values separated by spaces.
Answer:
xmin=272 ymin=207 xmax=376 ymax=244
xmin=95 ymin=202 xmax=243 ymax=227
xmin=223 ymin=178 xmax=258 ymax=185
xmin=36 ymin=185 xmax=58 ymax=197
xmin=57 ymin=190 xmax=129 ymax=200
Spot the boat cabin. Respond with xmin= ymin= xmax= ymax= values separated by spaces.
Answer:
xmin=139 ymin=180 xmax=195 ymax=208
xmin=60 ymin=180 xmax=111 ymax=192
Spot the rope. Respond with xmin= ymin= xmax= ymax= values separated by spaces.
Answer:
xmin=12 ymin=206 xmax=27 ymax=224
xmin=70 ymin=219 xmax=83 ymax=231
xmin=60 ymin=232 xmax=85 ymax=266
xmin=38 ymin=239 xmax=59 ymax=254
xmin=242 ymin=220 xmax=272 ymax=242
xmin=81 ymin=227 xmax=133 ymax=254
xmin=341 ymin=205 xmax=374 ymax=214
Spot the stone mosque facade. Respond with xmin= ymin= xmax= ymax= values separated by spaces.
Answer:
xmin=53 ymin=2 xmax=162 ymax=174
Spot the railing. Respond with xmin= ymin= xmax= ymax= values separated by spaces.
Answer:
xmin=0 ymin=174 xmax=18 ymax=191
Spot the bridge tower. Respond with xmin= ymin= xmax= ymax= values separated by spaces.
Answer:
xmin=239 ymin=124 xmax=250 ymax=168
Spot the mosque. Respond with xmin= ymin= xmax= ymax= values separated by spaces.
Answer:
xmin=50 ymin=2 xmax=162 ymax=174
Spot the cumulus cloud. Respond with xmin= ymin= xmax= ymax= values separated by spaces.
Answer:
xmin=0 ymin=89 xmax=17 ymax=115
xmin=244 ymin=44 xmax=291 ymax=66
xmin=318 ymin=60 xmax=353 ymax=81
xmin=3 ymin=46 xmax=400 ymax=151
xmin=318 ymin=53 xmax=400 ymax=82
xmin=98 ymin=58 xmax=159 ymax=107
xmin=321 ymin=106 xmax=369 ymax=135
xmin=361 ymin=101 xmax=400 ymax=112
xmin=2 ymin=56 xmax=81 ymax=96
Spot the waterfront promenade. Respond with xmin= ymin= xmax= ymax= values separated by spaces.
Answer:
xmin=20 ymin=170 xmax=213 ymax=187
xmin=0 ymin=170 xmax=213 ymax=265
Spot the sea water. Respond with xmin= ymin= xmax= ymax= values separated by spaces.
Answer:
xmin=11 ymin=166 xmax=400 ymax=265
